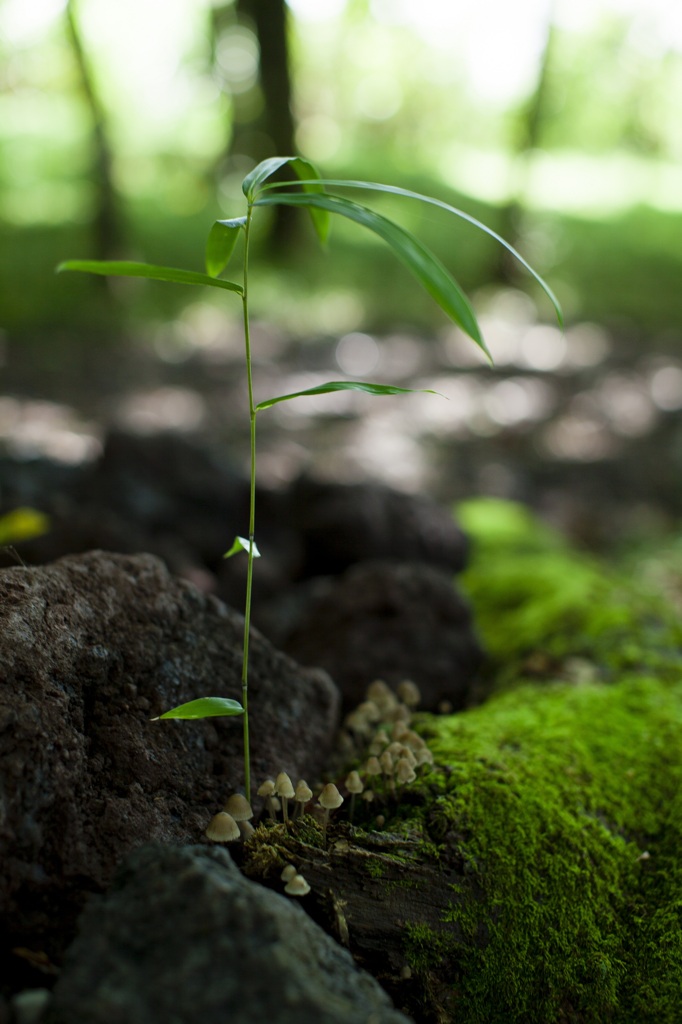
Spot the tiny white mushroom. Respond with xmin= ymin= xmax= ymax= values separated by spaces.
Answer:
xmin=293 ymin=779 xmax=313 ymax=819
xmin=318 ymin=783 xmax=344 ymax=841
xmin=366 ymin=679 xmax=392 ymax=702
xmin=365 ymin=679 xmax=399 ymax=716
xmin=396 ymin=757 xmax=417 ymax=786
xmin=397 ymin=679 xmax=421 ymax=709
xmin=238 ymin=820 xmax=255 ymax=840
xmin=281 ymin=863 xmax=297 ymax=883
xmin=257 ymin=779 xmax=277 ymax=821
xmin=223 ymin=793 xmax=253 ymax=823
xmin=391 ymin=721 xmax=411 ymax=742
xmin=205 ymin=811 xmax=240 ymax=843
xmin=415 ymin=747 xmax=435 ymax=767
xmin=345 ymin=770 xmax=364 ymax=823
xmin=284 ymin=873 xmax=311 ymax=897
xmin=368 ymin=735 xmax=387 ymax=757
xmin=275 ymin=772 xmax=295 ymax=824
xmin=356 ymin=700 xmax=382 ymax=723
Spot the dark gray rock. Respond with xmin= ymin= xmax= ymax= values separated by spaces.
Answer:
xmin=290 ymin=477 xmax=470 ymax=577
xmin=265 ymin=560 xmax=484 ymax=711
xmin=46 ymin=843 xmax=412 ymax=1024
xmin=0 ymin=551 xmax=339 ymax=967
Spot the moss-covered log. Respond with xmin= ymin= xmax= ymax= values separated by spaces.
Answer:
xmin=243 ymin=501 xmax=682 ymax=1024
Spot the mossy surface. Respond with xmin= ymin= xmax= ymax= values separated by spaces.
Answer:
xmin=457 ymin=498 xmax=682 ymax=688
xmin=414 ymin=676 xmax=682 ymax=1023
xmin=398 ymin=501 xmax=682 ymax=1022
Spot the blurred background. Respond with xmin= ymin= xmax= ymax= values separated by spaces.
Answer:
xmin=1 ymin=0 xmax=682 ymax=550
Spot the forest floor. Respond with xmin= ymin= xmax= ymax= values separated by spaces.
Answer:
xmin=2 ymin=297 xmax=682 ymax=554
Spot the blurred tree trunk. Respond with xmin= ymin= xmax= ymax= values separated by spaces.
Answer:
xmin=214 ymin=0 xmax=298 ymax=248
xmin=235 ymin=0 xmax=295 ymax=159
xmin=64 ymin=0 xmax=121 ymax=261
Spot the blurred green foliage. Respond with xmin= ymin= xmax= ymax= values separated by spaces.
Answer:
xmin=1 ymin=0 xmax=682 ymax=342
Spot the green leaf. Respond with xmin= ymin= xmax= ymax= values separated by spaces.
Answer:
xmin=256 ymin=379 xmax=441 ymax=412
xmin=152 ymin=697 xmax=244 ymax=721
xmin=224 ymin=535 xmax=261 ymax=559
xmin=262 ymin=178 xmax=562 ymax=327
xmin=206 ymin=217 xmax=246 ymax=277
xmin=254 ymin=192 xmax=488 ymax=356
xmin=241 ymin=156 xmax=329 ymax=243
xmin=0 ymin=507 xmax=50 ymax=546
xmin=57 ymin=260 xmax=243 ymax=296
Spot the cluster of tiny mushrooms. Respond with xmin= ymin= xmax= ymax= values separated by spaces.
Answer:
xmin=205 ymin=679 xmax=434 ymax=896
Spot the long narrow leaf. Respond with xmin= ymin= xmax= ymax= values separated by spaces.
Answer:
xmin=241 ymin=156 xmax=329 ymax=242
xmin=260 ymin=178 xmax=563 ymax=325
xmin=206 ymin=217 xmax=246 ymax=277
xmin=256 ymin=379 xmax=441 ymax=412
xmin=255 ymin=192 xmax=488 ymax=356
xmin=57 ymin=260 xmax=243 ymax=296
xmin=152 ymin=697 xmax=244 ymax=721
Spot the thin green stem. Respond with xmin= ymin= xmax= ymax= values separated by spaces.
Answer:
xmin=240 ymin=206 xmax=257 ymax=803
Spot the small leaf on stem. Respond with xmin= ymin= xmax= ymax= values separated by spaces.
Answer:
xmin=205 ymin=217 xmax=247 ymax=277
xmin=152 ymin=697 xmax=244 ymax=721
xmin=241 ymin=156 xmax=329 ymax=242
xmin=224 ymin=536 xmax=261 ymax=559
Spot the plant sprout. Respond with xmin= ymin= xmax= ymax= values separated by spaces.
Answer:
xmin=58 ymin=156 xmax=561 ymax=803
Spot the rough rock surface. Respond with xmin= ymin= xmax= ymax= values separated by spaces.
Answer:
xmin=264 ymin=561 xmax=484 ymax=711
xmin=45 ymin=843 xmax=413 ymax=1024
xmin=0 ymin=551 xmax=340 ymax=970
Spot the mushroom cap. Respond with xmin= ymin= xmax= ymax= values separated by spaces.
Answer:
xmin=355 ymin=700 xmax=381 ymax=723
xmin=257 ymin=779 xmax=276 ymax=797
xmin=281 ymin=864 xmax=297 ymax=883
xmin=379 ymin=751 xmax=394 ymax=775
xmin=284 ymin=873 xmax=311 ymax=897
xmin=397 ymin=679 xmax=421 ymax=708
xmin=365 ymin=756 xmax=382 ymax=777
xmin=396 ymin=757 xmax=417 ymax=784
xmin=416 ymin=747 xmax=435 ymax=766
xmin=275 ymin=772 xmax=295 ymax=800
xmin=345 ymin=770 xmax=364 ymax=795
xmin=391 ymin=723 xmax=410 ymax=742
xmin=318 ymin=782 xmax=344 ymax=810
xmin=238 ymin=820 xmax=255 ymax=839
xmin=205 ymin=811 xmax=240 ymax=843
xmin=223 ymin=793 xmax=254 ymax=821
xmin=366 ymin=679 xmax=391 ymax=701
xmin=294 ymin=779 xmax=313 ymax=803
xmin=404 ymin=730 xmax=426 ymax=750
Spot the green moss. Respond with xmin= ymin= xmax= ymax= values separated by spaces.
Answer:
xmin=365 ymin=858 xmax=388 ymax=879
xmin=418 ymin=674 xmax=682 ymax=1023
xmin=396 ymin=500 xmax=682 ymax=1022
xmin=403 ymin=921 xmax=461 ymax=973
xmin=457 ymin=498 xmax=682 ymax=687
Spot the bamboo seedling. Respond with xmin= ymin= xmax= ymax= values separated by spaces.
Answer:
xmin=58 ymin=156 xmax=560 ymax=804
